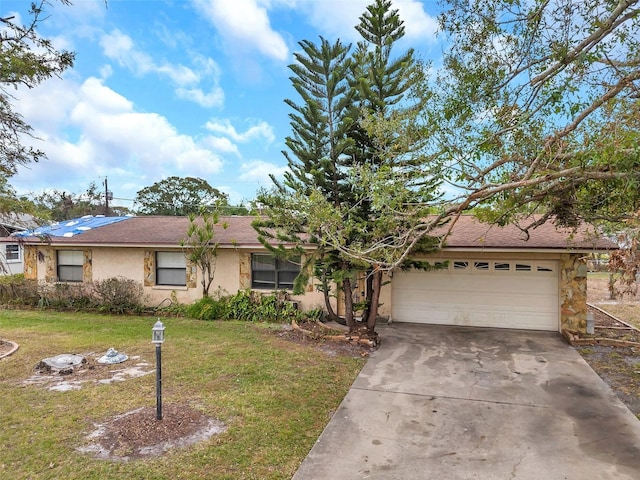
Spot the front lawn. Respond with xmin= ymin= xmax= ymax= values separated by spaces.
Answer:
xmin=0 ymin=310 xmax=365 ymax=479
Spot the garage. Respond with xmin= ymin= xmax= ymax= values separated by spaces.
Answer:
xmin=391 ymin=259 xmax=559 ymax=331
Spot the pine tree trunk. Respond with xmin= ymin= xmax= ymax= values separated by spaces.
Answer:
xmin=343 ymin=277 xmax=357 ymax=333
xmin=366 ymin=267 xmax=383 ymax=332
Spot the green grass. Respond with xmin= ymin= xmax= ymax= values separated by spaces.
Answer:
xmin=0 ymin=310 xmax=365 ymax=479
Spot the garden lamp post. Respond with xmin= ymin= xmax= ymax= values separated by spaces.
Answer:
xmin=152 ymin=319 xmax=165 ymax=420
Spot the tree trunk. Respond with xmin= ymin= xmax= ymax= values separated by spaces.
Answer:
xmin=361 ymin=268 xmax=374 ymax=322
xmin=319 ymin=271 xmax=340 ymax=322
xmin=366 ymin=267 xmax=383 ymax=332
xmin=343 ymin=277 xmax=357 ymax=333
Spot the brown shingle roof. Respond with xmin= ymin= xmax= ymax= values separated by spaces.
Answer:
xmin=13 ymin=214 xmax=615 ymax=251
xmin=438 ymin=215 xmax=615 ymax=250
xmin=19 ymin=216 xmax=264 ymax=247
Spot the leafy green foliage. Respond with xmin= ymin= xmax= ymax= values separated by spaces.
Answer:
xmin=1 ymin=1 xmax=75 ymax=175
xmin=0 ymin=176 xmax=46 ymax=221
xmin=185 ymin=290 xmax=302 ymax=323
xmin=434 ymin=0 xmax=640 ymax=229
xmin=181 ymin=210 xmax=228 ymax=297
xmin=185 ymin=295 xmax=226 ymax=320
xmin=134 ymin=176 xmax=228 ymax=216
xmin=31 ymin=181 xmax=125 ymax=221
xmin=0 ymin=274 xmax=40 ymax=306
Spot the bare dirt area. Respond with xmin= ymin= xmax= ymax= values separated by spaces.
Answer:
xmin=581 ymin=275 xmax=640 ymax=418
xmin=0 ymin=339 xmax=15 ymax=357
xmin=272 ymin=321 xmax=375 ymax=358
xmin=22 ymin=353 xmax=154 ymax=392
xmin=79 ymin=403 xmax=226 ymax=461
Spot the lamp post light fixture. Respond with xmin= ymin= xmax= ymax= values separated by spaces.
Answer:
xmin=152 ymin=319 xmax=165 ymax=420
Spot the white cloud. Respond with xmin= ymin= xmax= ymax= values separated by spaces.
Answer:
xmin=192 ymin=0 xmax=289 ymax=61
xmin=204 ymin=119 xmax=275 ymax=143
xmin=298 ymin=0 xmax=438 ymax=44
xmin=99 ymin=29 xmax=223 ymax=108
xmin=69 ymin=83 xmax=224 ymax=174
xmin=14 ymin=77 xmax=78 ymax=132
xmin=100 ymin=29 xmax=136 ymax=66
xmin=176 ymin=87 xmax=225 ymax=108
xmin=12 ymin=77 xmax=224 ymax=201
xmin=396 ymin=1 xmax=439 ymax=41
xmin=239 ymin=160 xmax=287 ymax=183
xmin=204 ymin=137 xmax=241 ymax=156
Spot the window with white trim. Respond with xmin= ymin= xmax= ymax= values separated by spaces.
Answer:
xmin=57 ymin=250 xmax=83 ymax=282
xmin=251 ymin=254 xmax=300 ymax=290
xmin=156 ymin=251 xmax=187 ymax=286
xmin=5 ymin=244 xmax=20 ymax=263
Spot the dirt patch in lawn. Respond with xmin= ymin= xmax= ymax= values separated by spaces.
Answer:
xmin=22 ymin=353 xmax=154 ymax=392
xmin=271 ymin=321 xmax=375 ymax=358
xmin=79 ymin=403 xmax=226 ymax=461
xmin=579 ymin=277 xmax=640 ymax=418
xmin=0 ymin=339 xmax=18 ymax=358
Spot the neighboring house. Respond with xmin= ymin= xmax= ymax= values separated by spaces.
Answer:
xmin=4 ymin=214 xmax=615 ymax=334
xmin=0 ymin=213 xmax=38 ymax=275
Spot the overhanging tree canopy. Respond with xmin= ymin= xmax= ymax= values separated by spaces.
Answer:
xmin=434 ymin=0 xmax=640 ymax=229
xmin=257 ymin=0 xmax=640 ymax=335
xmin=0 ymin=0 xmax=74 ymax=178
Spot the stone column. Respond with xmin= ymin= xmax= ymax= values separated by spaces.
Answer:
xmin=560 ymin=253 xmax=588 ymax=333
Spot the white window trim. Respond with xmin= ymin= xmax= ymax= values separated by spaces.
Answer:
xmin=4 ymin=244 xmax=21 ymax=263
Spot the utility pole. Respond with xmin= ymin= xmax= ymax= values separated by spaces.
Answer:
xmin=104 ymin=177 xmax=111 ymax=216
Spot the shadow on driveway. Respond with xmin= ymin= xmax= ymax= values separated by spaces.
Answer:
xmin=294 ymin=324 xmax=640 ymax=480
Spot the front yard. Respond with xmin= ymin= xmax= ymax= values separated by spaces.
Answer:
xmin=2 ymin=276 xmax=639 ymax=479
xmin=0 ymin=310 xmax=365 ymax=479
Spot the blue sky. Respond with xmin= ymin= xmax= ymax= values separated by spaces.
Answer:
xmin=5 ymin=0 xmax=443 ymax=209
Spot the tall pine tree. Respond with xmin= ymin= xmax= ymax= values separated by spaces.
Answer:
xmin=255 ymin=0 xmax=441 ymax=336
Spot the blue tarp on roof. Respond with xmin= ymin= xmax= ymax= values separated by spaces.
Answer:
xmin=13 ymin=215 xmax=133 ymax=238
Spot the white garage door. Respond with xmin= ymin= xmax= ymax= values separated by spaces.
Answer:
xmin=391 ymin=260 xmax=559 ymax=331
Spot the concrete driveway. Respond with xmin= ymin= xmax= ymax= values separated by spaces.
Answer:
xmin=293 ymin=324 xmax=640 ymax=480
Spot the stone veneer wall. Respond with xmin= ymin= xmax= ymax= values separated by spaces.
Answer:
xmin=82 ymin=249 xmax=92 ymax=283
xmin=239 ymin=252 xmax=251 ymax=289
xmin=560 ymin=253 xmax=588 ymax=333
xmin=144 ymin=250 xmax=154 ymax=286
xmin=45 ymin=248 xmax=55 ymax=283
xmin=186 ymin=258 xmax=197 ymax=289
xmin=23 ymin=246 xmax=37 ymax=280
xmin=143 ymin=249 xmax=195 ymax=288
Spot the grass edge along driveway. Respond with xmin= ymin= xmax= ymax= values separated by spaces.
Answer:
xmin=0 ymin=310 xmax=365 ymax=480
